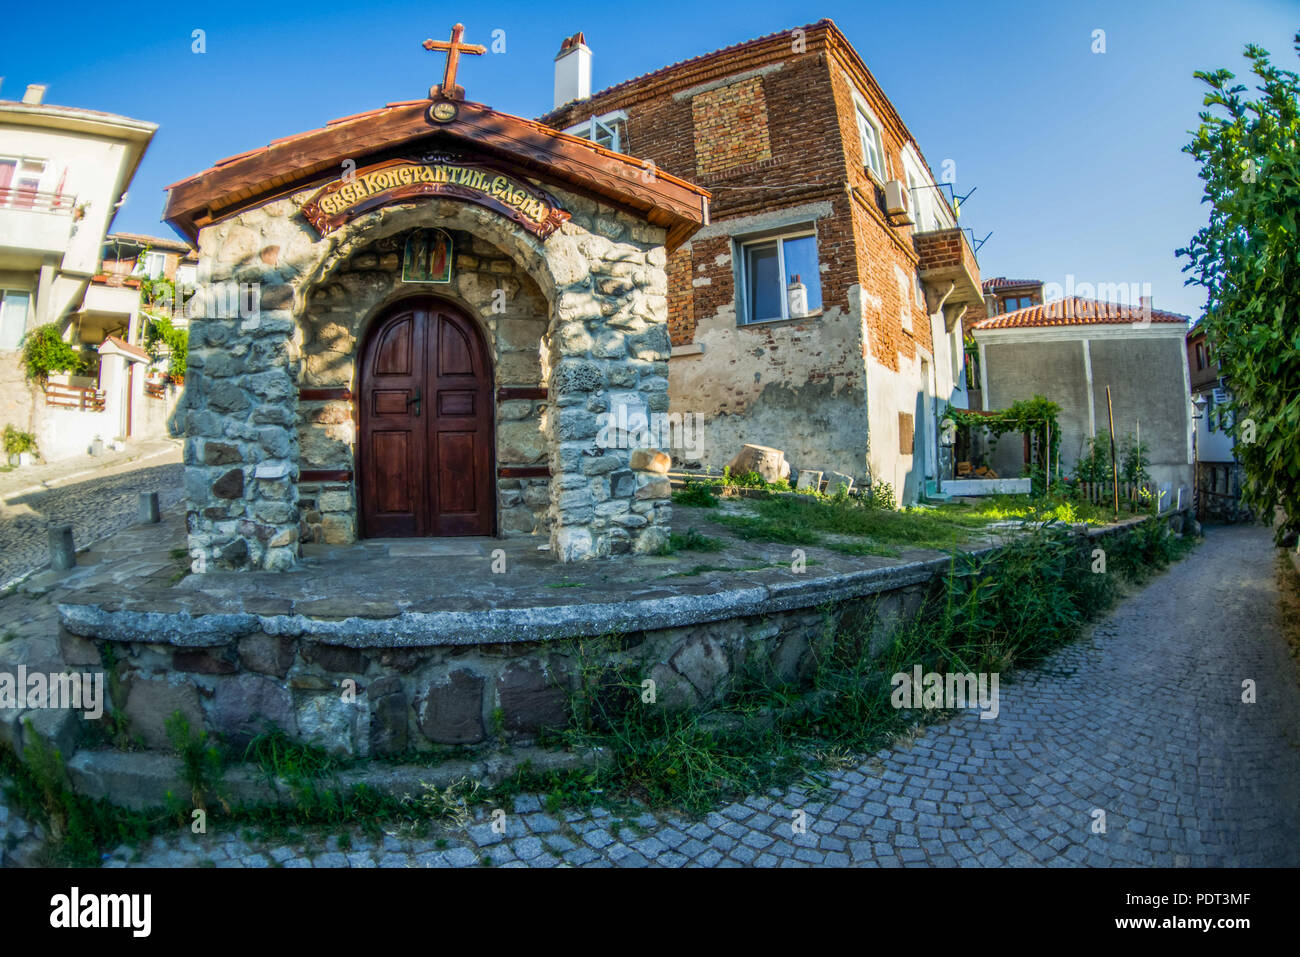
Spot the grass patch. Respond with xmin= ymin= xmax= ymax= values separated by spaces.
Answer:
xmin=660 ymin=528 xmax=726 ymax=555
xmin=244 ymin=727 xmax=341 ymax=786
xmin=715 ymin=495 xmax=978 ymax=551
xmin=672 ymin=482 xmax=719 ymax=508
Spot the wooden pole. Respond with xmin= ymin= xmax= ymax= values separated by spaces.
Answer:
xmin=1106 ymin=385 xmax=1119 ymax=519
xmin=1045 ymin=420 xmax=1051 ymax=495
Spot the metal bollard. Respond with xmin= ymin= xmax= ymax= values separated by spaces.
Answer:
xmin=48 ymin=524 xmax=75 ymax=570
xmin=138 ymin=491 xmax=161 ymax=524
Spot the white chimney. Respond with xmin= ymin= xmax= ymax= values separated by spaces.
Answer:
xmin=22 ymin=84 xmax=46 ymax=105
xmin=554 ymin=33 xmax=591 ymax=110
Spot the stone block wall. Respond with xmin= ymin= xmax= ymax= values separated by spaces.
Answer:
xmin=541 ymin=190 xmax=675 ymax=559
xmin=0 ymin=351 xmax=35 ymax=438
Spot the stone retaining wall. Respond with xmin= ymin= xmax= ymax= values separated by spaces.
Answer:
xmin=67 ymin=600 xmax=869 ymax=759
xmin=28 ymin=515 xmax=1191 ymax=810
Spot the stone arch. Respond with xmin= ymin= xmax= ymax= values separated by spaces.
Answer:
xmin=293 ymin=198 xmax=571 ymax=315
xmin=292 ymin=215 xmax=553 ymax=546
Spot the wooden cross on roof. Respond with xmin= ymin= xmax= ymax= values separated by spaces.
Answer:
xmin=422 ymin=23 xmax=486 ymax=101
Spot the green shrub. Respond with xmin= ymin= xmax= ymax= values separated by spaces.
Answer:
xmin=143 ymin=313 xmax=188 ymax=381
xmin=21 ymin=324 xmax=85 ymax=381
xmin=867 ymin=481 xmax=896 ymax=510
xmin=673 ymin=481 xmax=719 ymax=508
xmin=166 ymin=711 xmax=225 ymax=812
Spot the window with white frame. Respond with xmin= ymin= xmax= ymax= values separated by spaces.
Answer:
xmin=0 ymin=156 xmax=46 ymax=207
xmin=565 ymin=111 xmax=627 ymax=154
xmin=906 ymin=168 xmax=928 ymax=229
xmin=0 ymin=289 xmax=32 ymax=350
xmin=855 ymin=106 xmax=886 ymax=180
xmin=738 ymin=229 xmax=823 ymax=324
xmin=132 ymin=251 xmax=168 ymax=279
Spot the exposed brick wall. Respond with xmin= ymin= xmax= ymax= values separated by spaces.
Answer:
xmin=913 ymin=230 xmax=963 ymax=271
xmin=691 ymin=76 xmax=773 ymax=177
xmin=666 ymin=247 xmax=695 ymax=345
xmin=827 ymin=56 xmax=933 ymax=371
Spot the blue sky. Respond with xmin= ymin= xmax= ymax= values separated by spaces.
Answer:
xmin=3 ymin=0 xmax=1295 ymax=319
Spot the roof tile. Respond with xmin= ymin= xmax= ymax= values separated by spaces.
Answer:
xmin=972 ymin=296 xmax=1188 ymax=330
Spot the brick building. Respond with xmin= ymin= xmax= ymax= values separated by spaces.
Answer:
xmin=542 ymin=19 xmax=981 ymax=501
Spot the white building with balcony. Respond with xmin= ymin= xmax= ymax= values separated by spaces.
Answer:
xmin=0 ymin=83 xmax=157 ymax=460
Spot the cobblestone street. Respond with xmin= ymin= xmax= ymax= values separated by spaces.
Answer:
xmin=6 ymin=522 xmax=1295 ymax=868
xmin=0 ymin=442 xmax=183 ymax=588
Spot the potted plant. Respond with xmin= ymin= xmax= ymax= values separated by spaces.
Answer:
xmin=3 ymin=425 xmax=38 ymax=467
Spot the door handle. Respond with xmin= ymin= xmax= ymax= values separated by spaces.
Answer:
xmin=408 ymin=386 xmax=422 ymax=417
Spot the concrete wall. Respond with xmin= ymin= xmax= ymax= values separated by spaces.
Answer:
xmin=1194 ymin=388 xmax=1237 ymax=464
xmin=982 ymin=338 xmax=1092 ymax=479
xmin=0 ymin=351 xmax=35 ymax=437
xmin=977 ymin=327 xmax=1192 ymax=488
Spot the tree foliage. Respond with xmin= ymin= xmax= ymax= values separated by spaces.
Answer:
xmin=1179 ymin=35 xmax=1300 ymax=542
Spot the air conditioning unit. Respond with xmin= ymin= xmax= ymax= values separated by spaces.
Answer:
xmin=884 ymin=179 xmax=913 ymax=224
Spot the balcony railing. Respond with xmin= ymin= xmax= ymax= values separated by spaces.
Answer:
xmin=44 ymin=382 xmax=106 ymax=412
xmin=0 ymin=188 xmax=76 ymax=213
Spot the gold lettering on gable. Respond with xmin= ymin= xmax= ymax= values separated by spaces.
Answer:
xmin=301 ymin=159 xmax=569 ymax=240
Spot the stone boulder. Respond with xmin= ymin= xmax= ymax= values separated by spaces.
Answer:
xmin=726 ymin=444 xmax=791 ymax=483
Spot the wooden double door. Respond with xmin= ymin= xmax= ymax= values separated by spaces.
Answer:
xmin=358 ymin=297 xmax=495 ymax=537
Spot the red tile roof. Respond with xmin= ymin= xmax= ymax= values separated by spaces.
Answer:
xmin=90 ymin=273 xmax=142 ymax=289
xmin=99 ymin=335 xmax=150 ymax=361
xmin=972 ymin=296 xmax=1189 ymax=330
xmin=107 ymin=231 xmax=195 ymax=253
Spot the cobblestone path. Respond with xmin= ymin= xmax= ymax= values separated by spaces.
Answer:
xmin=0 ymin=448 xmax=183 ymax=588
xmin=4 ymin=524 xmax=1298 ymax=867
